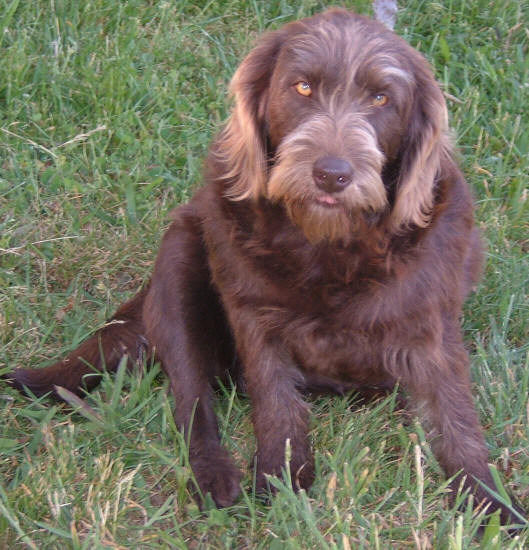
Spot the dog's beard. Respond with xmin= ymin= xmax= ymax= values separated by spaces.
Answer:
xmin=266 ymin=115 xmax=387 ymax=244
xmin=282 ymin=198 xmax=368 ymax=244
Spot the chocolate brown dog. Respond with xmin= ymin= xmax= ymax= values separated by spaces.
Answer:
xmin=7 ymin=9 xmax=525 ymax=523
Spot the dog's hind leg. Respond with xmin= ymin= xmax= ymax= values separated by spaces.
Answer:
xmin=143 ymin=205 xmax=241 ymax=508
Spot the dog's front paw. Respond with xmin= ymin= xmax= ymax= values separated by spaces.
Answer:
xmin=190 ymin=451 xmax=242 ymax=508
xmin=453 ymin=475 xmax=527 ymax=535
xmin=477 ymin=492 xmax=527 ymax=534
xmin=255 ymin=452 xmax=315 ymax=494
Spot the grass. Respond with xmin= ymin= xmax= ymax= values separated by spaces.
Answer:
xmin=1 ymin=0 xmax=528 ymax=547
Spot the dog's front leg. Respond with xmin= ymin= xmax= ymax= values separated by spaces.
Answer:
xmin=144 ymin=215 xmax=242 ymax=508
xmin=396 ymin=328 xmax=526 ymax=526
xmin=230 ymin=312 xmax=315 ymax=494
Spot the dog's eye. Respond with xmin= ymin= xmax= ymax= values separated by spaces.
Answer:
xmin=295 ymin=81 xmax=312 ymax=97
xmin=372 ymin=93 xmax=389 ymax=107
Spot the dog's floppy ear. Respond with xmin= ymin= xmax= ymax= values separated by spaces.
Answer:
xmin=217 ymin=28 xmax=288 ymax=200
xmin=391 ymin=59 xmax=451 ymax=230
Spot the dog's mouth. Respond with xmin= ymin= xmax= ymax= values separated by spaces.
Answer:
xmin=315 ymin=194 xmax=340 ymax=207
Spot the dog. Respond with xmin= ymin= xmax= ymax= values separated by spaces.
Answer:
xmin=7 ymin=8 xmax=526 ymax=524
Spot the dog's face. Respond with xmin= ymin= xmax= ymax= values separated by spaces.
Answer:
xmin=218 ymin=9 xmax=450 ymax=243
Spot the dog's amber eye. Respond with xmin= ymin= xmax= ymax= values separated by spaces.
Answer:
xmin=295 ymin=81 xmax=312 ymax=97
xmin=372 ymin=93 xmax=388 ymax=107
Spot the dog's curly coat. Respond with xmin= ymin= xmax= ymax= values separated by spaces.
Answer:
xmin=8 ymin=9 xmax=525 ymax=523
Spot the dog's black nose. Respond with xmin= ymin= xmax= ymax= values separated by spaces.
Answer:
xmin=312 ymin=157 xmax=353 ymax=193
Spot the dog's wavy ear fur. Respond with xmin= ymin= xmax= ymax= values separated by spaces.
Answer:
xmin=391 ymin=55 xmax=451 ymax=230
xmin=218 ymin=28 xmax=288 ymax=200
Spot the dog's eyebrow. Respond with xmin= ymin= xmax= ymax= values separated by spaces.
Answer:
xmin=285 ymin=29 xmax=414 ymax=89
xmin=359 ymin=48 xmax=413 ymax=79
xmin=351 ymin=56 xmax=413 ymax=95
xmin=373 ymin=65 xmax=412 ymax=84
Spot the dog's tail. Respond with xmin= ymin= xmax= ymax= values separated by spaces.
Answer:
xmin=5 ymin=286 xmax=151 ymax=399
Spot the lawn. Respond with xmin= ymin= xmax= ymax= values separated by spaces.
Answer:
xmin=1 ymin=0 xmax=528 ymax=548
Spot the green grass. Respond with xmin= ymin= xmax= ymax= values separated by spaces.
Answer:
xmin=1 ymin=0 xmax=528 ymax=547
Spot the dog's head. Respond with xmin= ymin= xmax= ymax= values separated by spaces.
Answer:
xmin=217 ymin=9 xmax=450 ymax=243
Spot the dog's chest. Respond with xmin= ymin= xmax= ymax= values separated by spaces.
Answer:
xmin=290 ymin=322 xmax=375 ymax=377
xmin=270 ymin=281 xmax=389 ymax=382
xmin=243 ymin=237 xmax=393 ymax=379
